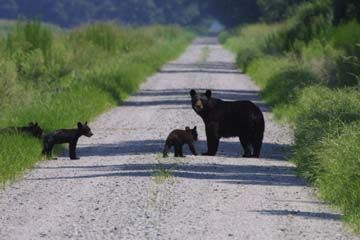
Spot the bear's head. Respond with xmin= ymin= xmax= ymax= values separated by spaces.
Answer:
xmin=185 ymin=126 xmax=198 ymax=141
xmin=27 ymin=122 xmax=43 ymax=139
xmin=190 ymin=89 xmax=212 ymax=114
xmin=77 ymin=122 xmax=93 ymax=137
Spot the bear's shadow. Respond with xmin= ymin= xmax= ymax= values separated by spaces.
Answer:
xmin=76 ymin=139 xmax=290 ymax=161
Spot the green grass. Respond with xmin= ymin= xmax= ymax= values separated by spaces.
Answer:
xmin=0 ymin=21 xmax=194 ymax=185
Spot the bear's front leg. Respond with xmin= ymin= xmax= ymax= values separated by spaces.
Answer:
xmin=203 ymin=123 xmax=220 ymax=156
xmin=69 ymin=140 xmax=79 ymax=160
xmin=42 ymin=139 xmax=54 ymax=158
xmin=188 ymin=142 xmax=198 ymax=156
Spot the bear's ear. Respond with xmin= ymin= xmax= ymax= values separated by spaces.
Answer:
xmin=185 ymin=126 xmax=190 ymax=131
xmin=205 ymin=90 xmax=212 ymax=98
xmin=190 ymin=89 xmax=196 ymax=97
xmin=29 ymin=122 xmax=34 ymax=126
xmin=193 ymin=126 xmax=197 ymax=130
xmin=77 ymin=122 xmax=83 ymax=128
xmin=84 ymin=121 xmax=88 ymax=125
xmin=34 ymin=122 xmax=38 ymax=127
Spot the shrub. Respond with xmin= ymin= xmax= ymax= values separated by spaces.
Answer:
xmin=293 ymin=86 xmax=360 ymax=181
xmin=316 ymin=121 xmax=360 ymax=230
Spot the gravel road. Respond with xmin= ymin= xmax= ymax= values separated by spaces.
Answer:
xmin=0 ymin=37 xmax=358 ymax=240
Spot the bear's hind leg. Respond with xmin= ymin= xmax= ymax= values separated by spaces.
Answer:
xmin=251 ymin=134 xmax=263 ymax=158
xmin=179 ymin=145 xmax=185 ymax=158
xmin=239 ymin=136 xmax=252 ymax=158
xmin=174 ymin=145 xmax=181 ymax=157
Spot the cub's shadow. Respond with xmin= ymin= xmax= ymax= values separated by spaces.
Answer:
xmin=76 ymin=139 xmax=290 ymax=161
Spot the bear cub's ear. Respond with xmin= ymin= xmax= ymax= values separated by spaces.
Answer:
xmin=205 ymin=90 xmax=212 ymax=98
xmin=193 ymin=126 xmax=197 ymax=130
xmin=185 ymin=126 xmax=190 ymax=131
xmin=77 ymin=122 xmax=83 ymax=129
xmin=190 ymin=89 xmax=196 ymax=97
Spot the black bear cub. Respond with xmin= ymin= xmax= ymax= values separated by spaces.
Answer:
xmin=163 ymin=126 xmax=198 ymax=158
xmin=0 ymin=122 xmax=43 ymax=139
xmin=42 ymin=122 xmax=93 ymax=160
xmin=190 ymin=89 xmax=265 ymax=158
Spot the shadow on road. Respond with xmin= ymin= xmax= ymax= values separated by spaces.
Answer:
xmin=128 ymin=88 xmax=270 ymax=112
xmin=73 ymin=139 xmax=290 ymax=161
xmin=31 ymin=161 xmax=302 ymax=187
xmin=253 ymin=210 xmax=342 ymax=221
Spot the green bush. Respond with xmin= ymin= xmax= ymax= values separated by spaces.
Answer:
xmin=316 ymin=121 xmax=360 ymax=231
xmin=293 ymin=86 xmax=360 ymax=181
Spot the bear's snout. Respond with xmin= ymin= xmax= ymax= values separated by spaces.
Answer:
xmin=86 ymin=131 xmax=94 ymax=137
xmin=194 ymin=101 xmax=203 ymax=112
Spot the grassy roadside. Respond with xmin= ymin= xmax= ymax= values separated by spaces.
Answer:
xmin=0 ymin=21 xmax=194 ymax=185
xmin=222 ymin=0 xmax=360 ymax=232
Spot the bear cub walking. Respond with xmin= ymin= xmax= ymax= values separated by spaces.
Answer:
xmin=42 ymin=122 xmax=93 ymax=160
xmin=163 ymin=126 xmax=198 ymax=158
xmin=0 ymin=122 xmax=43 ymax=139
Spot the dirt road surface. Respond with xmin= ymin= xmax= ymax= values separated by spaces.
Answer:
xmin=0 ymin=38 xmax=358 ymax=240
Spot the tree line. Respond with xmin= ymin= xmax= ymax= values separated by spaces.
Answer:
xmin=0 ymin=0 xmax=358 ymax=27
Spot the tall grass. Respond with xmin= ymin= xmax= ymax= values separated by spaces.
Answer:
xmin=0 ymin=21 xmax=194 ymax=185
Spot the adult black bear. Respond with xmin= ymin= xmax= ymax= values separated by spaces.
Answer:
xmin=42 ymin=122 xmax=93 ymax=160
xmin=163 ymin=126 xmax=198 ymax=158
xmin=0 ymin=122 xmax=43 ymax=139
xmin=190 ymin=89 xmax=264 ymax=158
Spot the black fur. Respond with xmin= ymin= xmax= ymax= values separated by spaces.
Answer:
xmin=42 ymin=122 xmax=93 ymax=160
xmin=0 ymin=122 xmax=43 ymax=139
xmin=163 ymin=126 xmax=198 ymax=158
xmin=190 ymin=89 xmax=265 ymax=158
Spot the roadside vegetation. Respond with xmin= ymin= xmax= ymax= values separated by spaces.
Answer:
xmin=222 ymin=0 xmax=360 ymax=232
xmin=0 ymin=20 xmax=194 ymax=185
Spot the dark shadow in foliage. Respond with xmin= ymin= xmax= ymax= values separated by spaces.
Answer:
xmin=31 ymin=161 xmax=301 ymax=187
xmin=254 ymin=210 xmax=342 ymax=221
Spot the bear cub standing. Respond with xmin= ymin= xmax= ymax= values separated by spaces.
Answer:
xmin=190 ymin=89 xmax=265 ymax=158
xmin=42 ymin=122 xmax=93 ymax=160
xmin=0 ymin=122 xmax=43 ymax=139
xmin=163 ymin=126 xmax=198 ymax=158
